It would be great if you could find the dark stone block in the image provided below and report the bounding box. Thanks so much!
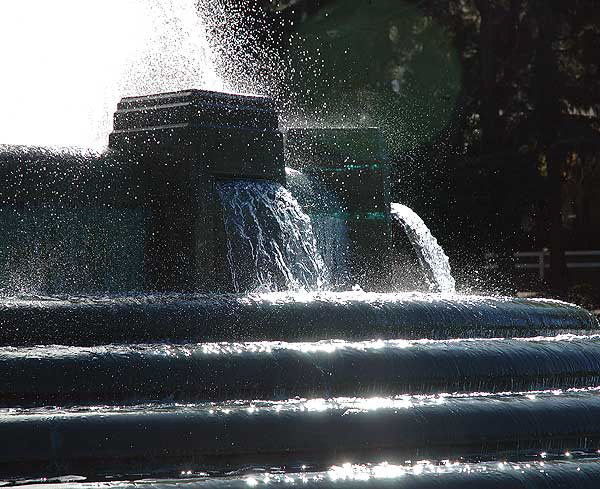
[109,89,285,182]
[285,128,392,289]
[107,89,287,293]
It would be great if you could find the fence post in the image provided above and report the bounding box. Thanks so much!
[539,250,546,282]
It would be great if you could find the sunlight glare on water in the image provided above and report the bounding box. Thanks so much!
[0,0,224,149]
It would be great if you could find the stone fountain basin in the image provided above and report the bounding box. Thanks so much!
[0,292,596,347]
[2,336,600,408]
[0,291,598,481]
[2,391,600,480]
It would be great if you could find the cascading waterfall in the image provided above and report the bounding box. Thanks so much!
[217,180,329,293]
[391,202,456,293]
[285,167,351,286]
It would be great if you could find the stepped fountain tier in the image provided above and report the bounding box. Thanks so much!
[0,293,596,346]
[5,390,600,478]
[1,89,600,486]
[1,292,598,481]
[0,90,284,294]
[2,315,600,408]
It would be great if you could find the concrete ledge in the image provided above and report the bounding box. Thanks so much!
[0,145,141,208]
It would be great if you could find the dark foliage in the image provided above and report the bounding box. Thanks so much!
[262,0,600,295]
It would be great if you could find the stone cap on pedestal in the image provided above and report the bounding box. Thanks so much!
[285,127,386,171]
[284,127,390,215]
[109,89,284,183]
[112,89,277,132]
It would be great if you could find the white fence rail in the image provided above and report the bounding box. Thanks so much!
[487,250,600,281]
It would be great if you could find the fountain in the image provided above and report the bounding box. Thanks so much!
[1,4,600,489]
[0,90,283,293]
[0,96,599,486]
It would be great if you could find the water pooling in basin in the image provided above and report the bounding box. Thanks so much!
[8,459,600,488]
[217,180,329,293]
[391,203,456,293]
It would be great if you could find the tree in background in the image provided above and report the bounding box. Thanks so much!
[259,0,600,297]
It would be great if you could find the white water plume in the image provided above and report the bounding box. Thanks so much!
[0,0,225,149]
[391,203,455,293]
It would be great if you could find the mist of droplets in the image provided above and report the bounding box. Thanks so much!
[0,1,286,149]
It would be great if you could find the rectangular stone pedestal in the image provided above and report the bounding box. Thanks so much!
[285,127,392,290]
[109,89,286,292]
